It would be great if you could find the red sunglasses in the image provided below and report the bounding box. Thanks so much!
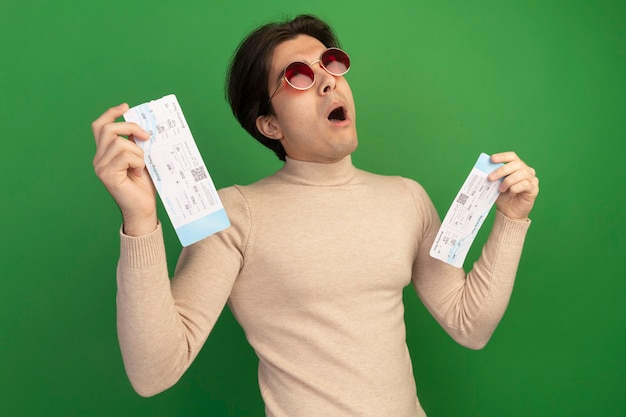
[269,47,351,100]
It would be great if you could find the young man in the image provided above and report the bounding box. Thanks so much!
[91,14,539,417]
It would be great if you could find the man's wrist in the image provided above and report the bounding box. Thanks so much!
[496,209,530,223]
[122,213,158,237]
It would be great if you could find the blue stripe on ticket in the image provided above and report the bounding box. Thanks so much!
[475,153,504,174]
[176,208,231,246]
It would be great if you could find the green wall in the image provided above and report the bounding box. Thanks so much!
[1,0,624,416]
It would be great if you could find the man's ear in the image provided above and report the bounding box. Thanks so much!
[256,115,283,140]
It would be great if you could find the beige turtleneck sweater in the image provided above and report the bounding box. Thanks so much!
[116,156,530,417]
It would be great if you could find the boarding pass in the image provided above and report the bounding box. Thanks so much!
[429,153,504,268]
[123,94,230,246]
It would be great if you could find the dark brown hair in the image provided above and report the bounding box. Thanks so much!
[226,15,340,161]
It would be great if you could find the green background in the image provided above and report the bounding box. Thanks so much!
[1,0,624,416]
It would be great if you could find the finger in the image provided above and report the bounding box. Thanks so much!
[488,159,527,182]
[498,169,539,195]
[95,150,147,188]
[91,103,129,138]
[93,135,145,178]
[98,121,150,148]
[92,105,151,148]
[502,179,539,199]
[490,151,519,164]
[94,133,144,165]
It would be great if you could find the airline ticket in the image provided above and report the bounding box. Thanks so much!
[429,153,504,267]
[123,94,230,246]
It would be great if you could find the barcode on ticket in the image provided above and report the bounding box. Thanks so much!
[456,193,469,205]
[191,167,208,182]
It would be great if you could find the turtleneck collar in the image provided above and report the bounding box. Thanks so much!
[275,155,356,186]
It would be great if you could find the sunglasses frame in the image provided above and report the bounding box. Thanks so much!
[268,47,350,101]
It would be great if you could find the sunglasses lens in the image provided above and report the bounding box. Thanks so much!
[322,48,350,76]
[284,62,315,90]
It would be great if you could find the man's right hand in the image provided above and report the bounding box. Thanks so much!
[92,103,158,236]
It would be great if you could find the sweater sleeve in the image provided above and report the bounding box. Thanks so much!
[408,180,531,349]
[116,186,250,396]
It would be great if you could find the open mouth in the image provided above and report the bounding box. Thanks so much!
[328,106,346,122]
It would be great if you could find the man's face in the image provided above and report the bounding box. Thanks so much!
[256,35,358,163]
